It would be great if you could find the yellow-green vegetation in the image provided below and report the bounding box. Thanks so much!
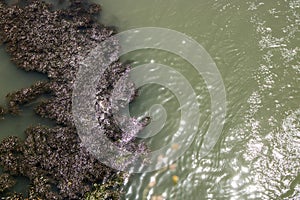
[85,175,127,200]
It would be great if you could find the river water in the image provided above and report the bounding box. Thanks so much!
[95,0,300,199]
[0,0,299,199]
[0,47,53,141]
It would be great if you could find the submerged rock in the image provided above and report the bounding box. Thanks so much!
[0,0,146,199]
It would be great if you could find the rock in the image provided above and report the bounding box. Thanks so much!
[0,173,16,193]
[0,136,23,175]
[1,193,23,200]
[6,81,51,114]
[0,0,147,199]
[85,173,127,200]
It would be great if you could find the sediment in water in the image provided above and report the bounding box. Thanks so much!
[0,106,5,117]
[0,0,146,199]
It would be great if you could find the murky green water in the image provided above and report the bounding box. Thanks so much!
[1,0,299,199]
[0,47,54,141]
[95,0,300,199]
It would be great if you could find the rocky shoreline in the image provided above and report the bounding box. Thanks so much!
[0,0,146,199]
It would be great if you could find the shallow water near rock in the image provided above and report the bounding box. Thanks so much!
[0,46,54,140]
[0,0,299,199]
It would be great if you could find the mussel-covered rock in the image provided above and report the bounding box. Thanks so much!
[24,126,116,199]
[6,81,51,114]
[0,0,147,198]
[0,173,16,193]
[0,136,24,175]
[85,174,126,200]
[0,126,118,199]
[1,192,23,200]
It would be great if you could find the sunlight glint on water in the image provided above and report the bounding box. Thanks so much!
[95,0,300,199]
[0,0,298,199]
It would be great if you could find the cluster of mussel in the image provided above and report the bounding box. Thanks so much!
[6,81,51,115]
[0,0,147,199]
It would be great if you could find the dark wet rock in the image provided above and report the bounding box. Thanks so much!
[0,0,147,199]
[0,173,16,193]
